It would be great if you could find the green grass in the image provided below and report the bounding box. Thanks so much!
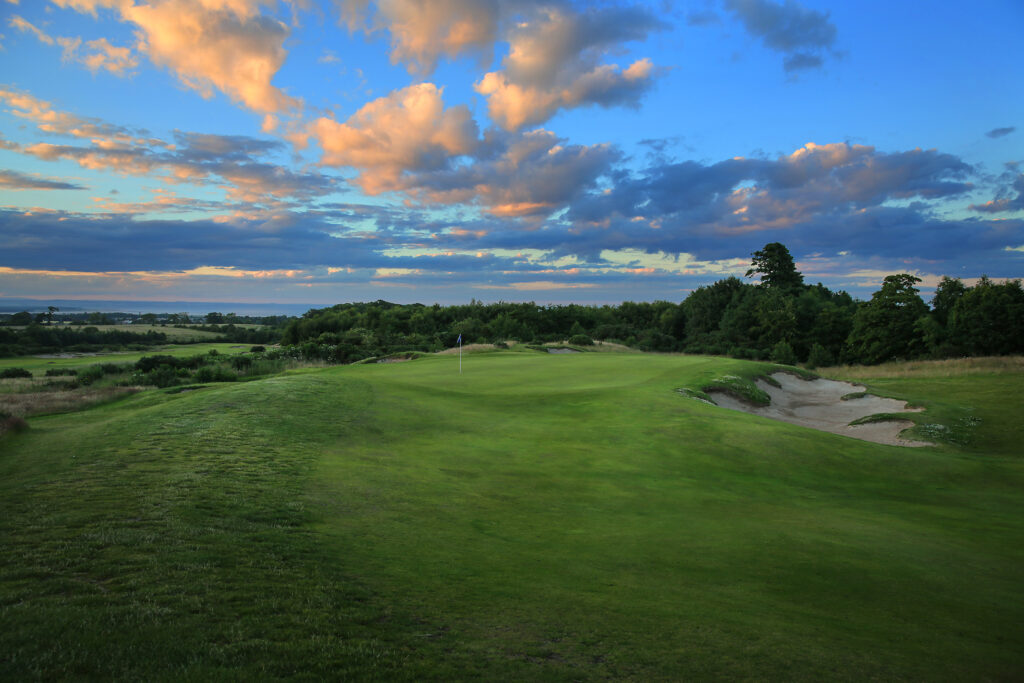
[2,352,1023,679]
[0,343,253,377]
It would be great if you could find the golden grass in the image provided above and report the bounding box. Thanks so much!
[0,385,142,418]
[818,356,1024,380]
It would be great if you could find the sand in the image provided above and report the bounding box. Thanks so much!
[708,372,931,447]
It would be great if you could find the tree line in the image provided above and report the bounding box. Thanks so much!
[282,243,1024,366]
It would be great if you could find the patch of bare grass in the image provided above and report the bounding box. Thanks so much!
[818,356,1024,380]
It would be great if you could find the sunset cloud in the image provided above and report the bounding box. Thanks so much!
[340,0,501,75]
[408,128,620,218]
[0,169,86,190]
[123,0,298,114]
[475,5,664,130]
[309,82,478,194]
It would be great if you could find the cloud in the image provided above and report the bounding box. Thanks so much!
[722,0,838,72]
[970,173,1024,213]
[686,10,721,26]
[407,128,620,218]
[0,169,86,190]
[475,5,665,131]
[8,14,54,45]
[0,88,337,205]
[0,87,161,149]
[9,13,138,76]
[52,0,298,114]
[557,142,984,263]
[123,0,298,114]
[339,0,502,75]
[75,37,140,76]
[986,126,1016,139]
[309,82,478,194]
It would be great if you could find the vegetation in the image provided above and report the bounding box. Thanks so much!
[277,243,1024,367]
[0,316,287,358]
[1,351,1022,679]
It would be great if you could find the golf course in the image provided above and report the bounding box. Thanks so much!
[2,350,1022,680]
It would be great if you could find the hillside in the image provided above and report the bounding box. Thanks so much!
[2,352,1023,679]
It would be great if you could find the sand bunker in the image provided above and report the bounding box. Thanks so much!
[708,372,930,447]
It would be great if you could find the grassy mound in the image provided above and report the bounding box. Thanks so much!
[2,353,1023,679]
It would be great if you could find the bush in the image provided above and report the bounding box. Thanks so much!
[230,355,253,370]
[147,365,180,388]
[1,367,33,379]
[806,343,835,369]
[77,365,106,386]
[194,366,237,383]
[770,340,797,365]
[45,368,78,376]
[250,345,266,353]
[569,334,594,346]
[1,414,29,435]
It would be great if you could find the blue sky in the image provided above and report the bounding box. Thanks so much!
[0,0,1021,306]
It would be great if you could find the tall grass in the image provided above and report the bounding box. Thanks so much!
[819,355,1024,379]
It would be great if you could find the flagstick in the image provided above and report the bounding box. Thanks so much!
[459,336,462,374]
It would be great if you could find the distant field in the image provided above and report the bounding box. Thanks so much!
[1,351,1022,679]
[0,342,254,376]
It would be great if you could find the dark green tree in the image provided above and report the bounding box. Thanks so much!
[948,277,1024,356]
[746,242,804,291]
[845,274,929,364]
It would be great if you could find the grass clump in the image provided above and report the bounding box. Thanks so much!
[702,374,772,405]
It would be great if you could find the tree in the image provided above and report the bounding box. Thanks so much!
[746,242,804,291]
[931,276,966,327]
[46,306,59,325]
[948,277,1024,356]
[845,274,929,364]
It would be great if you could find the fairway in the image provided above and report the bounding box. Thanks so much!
[2,351,1023,679]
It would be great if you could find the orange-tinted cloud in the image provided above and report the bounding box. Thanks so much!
[52,0,297,114]
[475,6,662,130]
[340,0,500,75]
[310,82,477,194]
[123,0,298,114]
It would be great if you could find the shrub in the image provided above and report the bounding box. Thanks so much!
[230,355,253,370]
[806,343,835,369]
[1,367,33,379]
[194,366,237,383]
[250,345,266,353]
[770,340,797,365]
[136,355,179,372]
[1,414,29,435]
[569,334,594,346]
[78,365,106,386]
[147,365,180,388]
[45,368,78,377]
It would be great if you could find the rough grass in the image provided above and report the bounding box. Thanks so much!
[0,385,142,418]
[2,352,1023,679]
[819,355,1024,379]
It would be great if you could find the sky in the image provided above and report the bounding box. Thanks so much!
[0,0,1022,307]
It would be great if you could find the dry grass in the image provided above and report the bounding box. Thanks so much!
[818,356,1024,380]
[0,385,143,418]
[436,343,502,355]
